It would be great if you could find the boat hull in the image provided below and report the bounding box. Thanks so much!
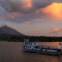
[23,47,61,55]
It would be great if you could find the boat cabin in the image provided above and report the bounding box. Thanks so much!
[23,39,39,50]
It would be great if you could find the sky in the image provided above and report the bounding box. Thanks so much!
[0,0,62,36]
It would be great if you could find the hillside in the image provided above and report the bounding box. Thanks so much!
[0,25,24,36]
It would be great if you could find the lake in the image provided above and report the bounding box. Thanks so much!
[0,42,62,62]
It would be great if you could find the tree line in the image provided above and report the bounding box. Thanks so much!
[27,36,62,42]
[0,35,62,42]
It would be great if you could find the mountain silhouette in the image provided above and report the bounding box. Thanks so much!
[0,25,24,36]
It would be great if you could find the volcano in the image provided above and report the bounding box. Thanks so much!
[0,25,24,36]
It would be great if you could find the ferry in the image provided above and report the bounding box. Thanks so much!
[23,39,62,55]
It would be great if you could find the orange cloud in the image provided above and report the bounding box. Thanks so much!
[42,2,62,19]
[23,0,32,8]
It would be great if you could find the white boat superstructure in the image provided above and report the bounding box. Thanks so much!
[23,39,39,50]
[23,39,62,55]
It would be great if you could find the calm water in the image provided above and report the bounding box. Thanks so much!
[0,42,62,62]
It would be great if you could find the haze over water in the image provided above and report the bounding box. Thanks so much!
[0,42,62,62]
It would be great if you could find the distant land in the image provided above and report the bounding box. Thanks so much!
[0,25,25,36]
[0,25,62,42]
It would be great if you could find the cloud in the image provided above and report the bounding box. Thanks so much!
[0,0,62,23]
[33,2,62,22]
[0,5,7,16]
[0,0,53,23]
[23,20,32,24]
[42,2,62,19]
[49,26,62,33]
[0,0,53,14]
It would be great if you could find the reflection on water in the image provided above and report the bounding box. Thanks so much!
[0,42,62,62]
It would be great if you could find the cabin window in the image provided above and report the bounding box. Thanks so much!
[35,46,39,48]
[29,46,31,48]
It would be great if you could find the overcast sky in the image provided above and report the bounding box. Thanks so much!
[0,0,62,36]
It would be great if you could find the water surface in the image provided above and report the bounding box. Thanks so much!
[0,42,62,62]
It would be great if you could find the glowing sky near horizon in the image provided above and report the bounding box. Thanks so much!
[0,0,62,36]
[42,2,62,19]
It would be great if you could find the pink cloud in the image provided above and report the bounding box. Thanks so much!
[23,20,32,24]
[49,26,62,33]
